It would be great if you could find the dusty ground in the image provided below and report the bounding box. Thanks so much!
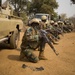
[0,32,75,75]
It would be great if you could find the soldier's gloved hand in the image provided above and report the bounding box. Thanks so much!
[55,51,59,56]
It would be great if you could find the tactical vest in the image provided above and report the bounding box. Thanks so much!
[21,27,40,50]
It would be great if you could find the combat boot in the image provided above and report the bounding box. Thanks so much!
[39,51,47,60]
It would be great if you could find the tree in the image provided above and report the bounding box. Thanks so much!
[60,13,67,20]
[8,0,29,24]
[8,0,59,20]
[9,0,58,16]
[40,4,53,14]
[9,0,29,13]
[29,0,58,15]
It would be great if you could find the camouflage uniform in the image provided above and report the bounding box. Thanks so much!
[40,17,58,44]
[40,17,59,55]
[20,18,46,63]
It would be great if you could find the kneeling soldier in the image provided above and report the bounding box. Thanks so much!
[20,18,47,63]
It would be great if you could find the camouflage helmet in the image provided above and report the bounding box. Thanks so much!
[58,21,62,24]
[29,18,39,25]
[54,22,58,25]
[50,20,54,24]
[41,15,47,20]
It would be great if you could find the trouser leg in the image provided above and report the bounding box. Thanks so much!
[39,40,47,60]
[23,49,39,63]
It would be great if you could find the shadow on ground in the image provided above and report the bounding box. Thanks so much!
[8,55,29,62]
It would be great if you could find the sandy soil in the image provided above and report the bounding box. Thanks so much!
[0,32,75,75]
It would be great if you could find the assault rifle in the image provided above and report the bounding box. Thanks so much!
[39,29,59,56]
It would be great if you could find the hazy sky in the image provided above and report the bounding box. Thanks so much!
[2,0,75,17]
[56,0,75,17]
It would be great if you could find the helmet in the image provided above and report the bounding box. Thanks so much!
[58,21,62,24]
[41,15,47,20]
[54,22,58,25]
[29,18,39,25]
[50,20,54,24]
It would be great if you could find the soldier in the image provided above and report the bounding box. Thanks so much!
[49,21,61,40]
[58,21,64,32]
[40,15,49,29]
[20,18,47,63]
[40,17,58,44]
[53,22,61,39]
[49,20,55,30]
[40,18,59,55]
